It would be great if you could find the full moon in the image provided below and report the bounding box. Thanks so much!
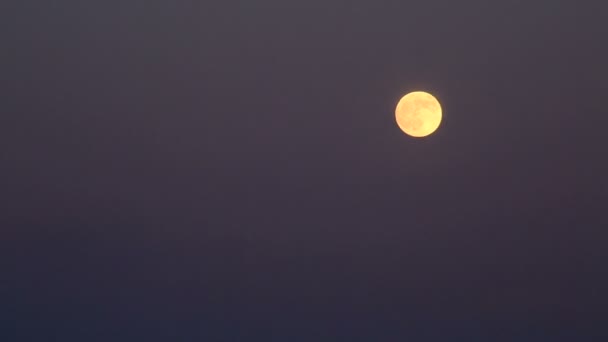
[395,91,442,137]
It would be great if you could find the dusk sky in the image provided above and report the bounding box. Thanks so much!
[2,1,608,340]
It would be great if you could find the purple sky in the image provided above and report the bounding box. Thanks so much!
[2,1,608,340]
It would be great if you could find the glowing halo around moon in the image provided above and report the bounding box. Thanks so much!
[395,91,442,138]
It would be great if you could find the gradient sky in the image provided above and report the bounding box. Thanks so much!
[2,1,608,341]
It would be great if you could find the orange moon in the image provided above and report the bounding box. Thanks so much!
[395,91,442,137]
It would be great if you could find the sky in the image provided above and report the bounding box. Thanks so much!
[2,1,608,340]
